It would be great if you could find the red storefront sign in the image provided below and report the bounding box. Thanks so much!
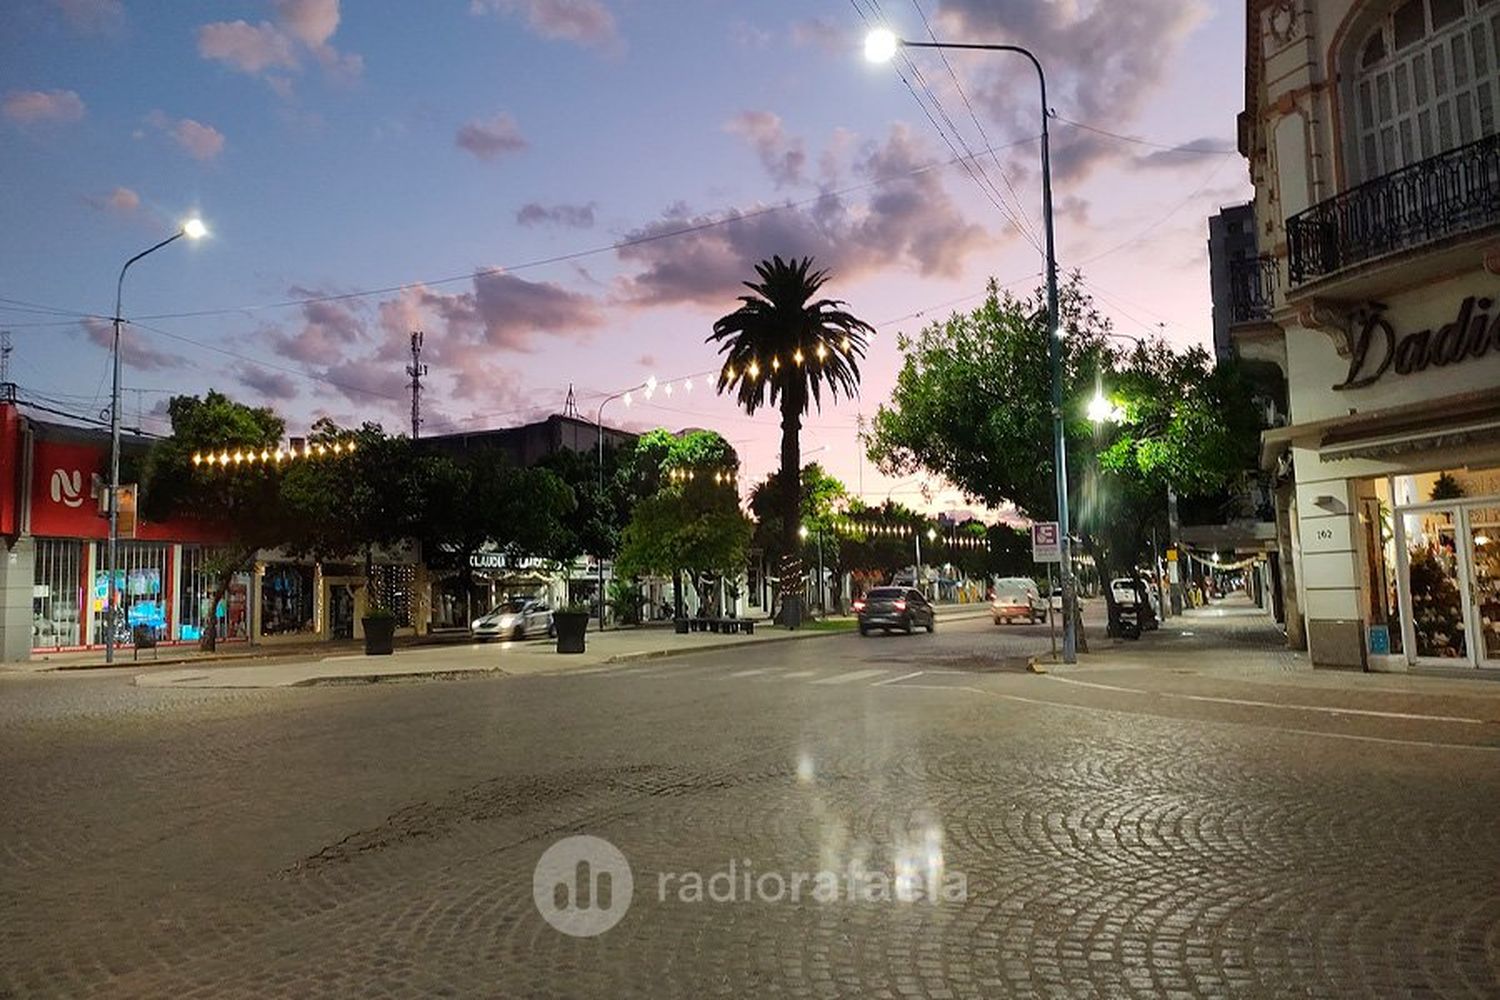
[28,438,226,542]
[29,439,108,538]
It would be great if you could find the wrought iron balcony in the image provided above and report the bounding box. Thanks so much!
[1228,254,1278,323]
[1287,133,1500,285]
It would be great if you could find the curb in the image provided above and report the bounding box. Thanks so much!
[602,626,855,665]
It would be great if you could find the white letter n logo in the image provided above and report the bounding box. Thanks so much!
[50,469,83,508]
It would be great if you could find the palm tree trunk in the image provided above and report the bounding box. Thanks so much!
[778,384,804,629]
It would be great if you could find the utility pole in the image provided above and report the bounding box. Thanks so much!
[0,331,12,401]
[406,331,427,439]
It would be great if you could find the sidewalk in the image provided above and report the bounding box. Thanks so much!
[1060,593,1500,713]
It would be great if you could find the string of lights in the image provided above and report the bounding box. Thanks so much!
[191,439,356,468]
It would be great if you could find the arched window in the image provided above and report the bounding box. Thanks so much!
[1349,0,1500,181]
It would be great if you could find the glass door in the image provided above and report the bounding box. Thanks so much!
[1401,506,1470,662]
[1467,504,1500,668]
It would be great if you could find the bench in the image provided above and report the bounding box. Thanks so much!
[132,625,159,661]
[681,617,756,635]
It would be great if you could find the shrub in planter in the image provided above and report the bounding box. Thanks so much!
[553,603,590,654]
[362,607,397,656]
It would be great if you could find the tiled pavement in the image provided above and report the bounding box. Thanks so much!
[2,610,1499,997]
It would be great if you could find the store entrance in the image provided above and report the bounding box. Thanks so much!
[329,585,355,640]
[1397,499,1500,668]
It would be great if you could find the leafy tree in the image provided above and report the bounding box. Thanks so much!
[749,462,849,614]
[868,274,1260,631]
[414,450,579,599]
[616,429,752,614]
[139,391,288,651]
[279,421,421,593]
[708,255,873,627]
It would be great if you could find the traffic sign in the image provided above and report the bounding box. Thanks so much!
[1031,521,1060,563]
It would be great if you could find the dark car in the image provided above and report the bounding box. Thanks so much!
[853,587,935,636]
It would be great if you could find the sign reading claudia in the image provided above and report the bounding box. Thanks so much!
[1336,296,1500,390]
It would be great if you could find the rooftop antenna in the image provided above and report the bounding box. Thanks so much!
[406,330,427,438]
[562,384,580,419]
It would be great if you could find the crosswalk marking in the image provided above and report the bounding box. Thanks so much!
[811,669,890,686]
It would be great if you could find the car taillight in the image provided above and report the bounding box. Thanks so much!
[894,600,907,610]
[852,600,866,611]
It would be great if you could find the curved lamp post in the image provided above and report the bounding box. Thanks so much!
[867,29,1076,661]
[105,218,206,663]
[595,383,645,631]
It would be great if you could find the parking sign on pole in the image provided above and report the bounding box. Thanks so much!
[1031,522,1061,563]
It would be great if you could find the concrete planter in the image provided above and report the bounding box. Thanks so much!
[553,611,589,654]
[362,616,396,656]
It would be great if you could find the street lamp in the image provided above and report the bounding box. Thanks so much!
[866,30,1076,662]
[105,217,206,663]
[596,382,646,632]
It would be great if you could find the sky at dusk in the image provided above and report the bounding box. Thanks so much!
[1,0,1251,518]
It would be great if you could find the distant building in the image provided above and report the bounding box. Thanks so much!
[1207,201,1260,361]
[421,413,636,466]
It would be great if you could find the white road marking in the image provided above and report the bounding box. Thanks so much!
[780,670,819,678]
[872,671,926,687]
[729,669,769,678]
[1043,674,1486,724]
[811,669,890,685]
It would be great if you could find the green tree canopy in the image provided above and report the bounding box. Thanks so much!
[139,391,288,650]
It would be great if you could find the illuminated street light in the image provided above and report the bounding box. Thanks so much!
[863,28,1075,661]
[105,216,209,664]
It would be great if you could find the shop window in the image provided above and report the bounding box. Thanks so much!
[177,547,249,642]
[32,539,83,650]
[90,542,169,647]
[371,564,415,628]
[261,564,315,636]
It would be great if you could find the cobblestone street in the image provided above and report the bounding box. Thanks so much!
[4,609,1500,997]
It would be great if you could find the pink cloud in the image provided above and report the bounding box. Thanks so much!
[615,124,991,306]
[470,0,618,48]
[725,111,806,188]
[147,112,225,160]
[84,185,141,216]
[455,114,527,160]
[3,89,85,125]
[81,318,184,372]
[265,296,367,364]
[51,0,124,34]
[197,1,360,91]
[238,367,301,401]
[273,0,340,46]
[197,20,298,74]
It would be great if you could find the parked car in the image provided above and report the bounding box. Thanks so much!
[471,599,555,641]
[1109,577,1161,630]
[854,587,935,636]
[991,577,1046,624]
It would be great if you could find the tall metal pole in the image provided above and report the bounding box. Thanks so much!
[595,384,644,633]
[892,39,1075,662]
[106,230,184,664]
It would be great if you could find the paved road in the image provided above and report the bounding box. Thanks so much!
[3,614,1499,997]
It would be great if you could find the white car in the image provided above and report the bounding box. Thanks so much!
[471,599,554,641]
[991,577,1046,624]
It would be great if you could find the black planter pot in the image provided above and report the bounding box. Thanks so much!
[553,611,589,653]
[674,617,690,634]
[362,616,396,656]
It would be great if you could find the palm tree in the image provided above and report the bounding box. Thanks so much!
[708,256,873,627]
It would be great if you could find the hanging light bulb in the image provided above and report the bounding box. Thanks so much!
[664,382,674,397]
[684,378,694,392]
[772,357,781,371]
[841,336,851,351]
[816,344,828,361]
[748,361,760,379]
[624,391,633,406]
[793,349,804,365]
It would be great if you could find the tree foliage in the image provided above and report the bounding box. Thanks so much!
[708,255,873,627]
[139,391,288,650]
[867,274,1263,600]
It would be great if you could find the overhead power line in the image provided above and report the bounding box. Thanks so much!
[1052,115,1239,156]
